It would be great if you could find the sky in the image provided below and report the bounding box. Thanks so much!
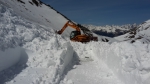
[41,0,150,26]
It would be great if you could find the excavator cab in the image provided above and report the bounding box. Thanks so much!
[70,31,81,39]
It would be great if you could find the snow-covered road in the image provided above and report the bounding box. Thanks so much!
[69,41,150,84]
[64,61,123,84]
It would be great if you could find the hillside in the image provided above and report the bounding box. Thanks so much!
[115,20,150,43]
[0,0,71,36]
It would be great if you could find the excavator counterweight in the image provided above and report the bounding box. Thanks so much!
[57,21,98,42]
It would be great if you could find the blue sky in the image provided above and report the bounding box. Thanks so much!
[41,0,150,26]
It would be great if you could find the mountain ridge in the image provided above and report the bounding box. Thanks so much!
[115,19,150,43]
[84,23,138,37]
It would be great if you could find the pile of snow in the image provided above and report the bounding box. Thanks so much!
[23,37,74,84]
[0,3,74,84]
[0,4,24,73]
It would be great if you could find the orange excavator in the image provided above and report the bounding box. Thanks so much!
[57,21,98,42]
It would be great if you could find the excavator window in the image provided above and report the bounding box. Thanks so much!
[70,31,81,39]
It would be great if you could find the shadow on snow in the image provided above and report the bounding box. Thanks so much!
[0,48,28,84]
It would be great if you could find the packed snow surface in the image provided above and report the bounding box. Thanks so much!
[0,0,150,84]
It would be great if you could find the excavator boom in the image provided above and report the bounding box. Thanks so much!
[57,21,80,34]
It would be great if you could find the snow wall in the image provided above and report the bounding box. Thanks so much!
[54,42,74,83]
[87,41,150,84]
[0,3,74,82]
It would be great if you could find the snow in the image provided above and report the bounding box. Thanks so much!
[0,0,71,36]
[0,3,74,84]
[89,41,150,84]
[0,0,150,84]
[68,41,150,84]
[63,61,122,84]
[115,19,150,43]
[62,42,124,84]
[84,24,137,33]
[0,47,21,72]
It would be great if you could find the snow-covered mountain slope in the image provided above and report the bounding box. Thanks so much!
[0,0,73,36]
[115,20,150,43]
[0,0,150,84]
[84,24,137,37]
[0,0,118,43]
[1,0,69,27]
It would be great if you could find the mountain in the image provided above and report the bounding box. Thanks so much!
[84,24,137,37]
[0,0,72,36]
[0,0,118,43]
[0,0,150,84]
[115,20,150,43]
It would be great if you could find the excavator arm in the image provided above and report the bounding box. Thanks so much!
[57,21,81,34]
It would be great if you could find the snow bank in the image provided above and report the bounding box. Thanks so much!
[59,43,74,75]
[0,3,74,84]
[24,36,74,84]
[0,47,21,72]
[54,42,74,83]
[86,41,150,84]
